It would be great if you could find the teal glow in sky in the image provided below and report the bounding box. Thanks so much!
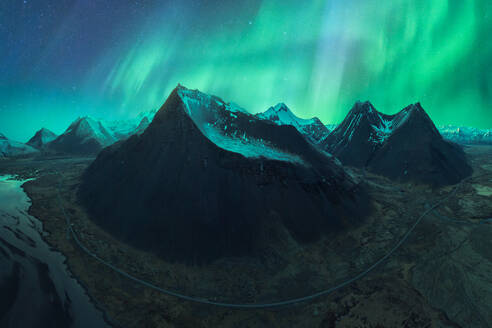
[1,0,492,141]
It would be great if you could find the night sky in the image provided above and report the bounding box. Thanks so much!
[1,0,491,141]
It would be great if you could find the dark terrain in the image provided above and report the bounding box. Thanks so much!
[0,145,490,327]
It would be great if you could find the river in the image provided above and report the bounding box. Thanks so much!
[0,175,111,327]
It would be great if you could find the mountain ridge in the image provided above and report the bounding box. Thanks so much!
[323,101,472,186]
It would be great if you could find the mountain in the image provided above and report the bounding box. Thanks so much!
[323,101,472,186]
[256,103,330,144]
[26,128,57,149]
[104,109,157,140]
[0,133,39,158]
[325,124,338,132]
[47,117,117,155]
[78,85,371,263]
[438,125,492,145]
[135,116,150,135]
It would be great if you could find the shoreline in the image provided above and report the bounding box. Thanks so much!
[21,179,120,328]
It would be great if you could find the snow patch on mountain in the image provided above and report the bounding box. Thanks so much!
[202,124,305,165]
[178,87,305,165]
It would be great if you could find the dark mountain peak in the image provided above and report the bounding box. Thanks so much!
[328,101,382,143]
[47,116,116,155]
[272,102,290,112]
[349,101,377,116]
[27,128,57,149]
[35,127,56,136]
[391,102,441,138]
[324,101,471,186]
[311,117,324,125]
[0,133,7,140]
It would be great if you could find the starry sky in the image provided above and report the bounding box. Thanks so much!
[1,0,491,141]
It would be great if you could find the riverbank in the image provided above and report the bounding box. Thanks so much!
[0,174,110,328]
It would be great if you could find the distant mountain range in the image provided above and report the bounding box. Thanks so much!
[438,125,492,145]
[79,85,371,262]
[0,133,39,158]
[1,89,488,169]
[102,110,156,140]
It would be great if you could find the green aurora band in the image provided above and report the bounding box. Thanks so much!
[87,0,491,128]
[3,0,492,141]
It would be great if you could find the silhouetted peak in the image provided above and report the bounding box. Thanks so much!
[350,101,377,115]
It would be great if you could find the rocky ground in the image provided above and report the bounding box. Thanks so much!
[0,146,491,327]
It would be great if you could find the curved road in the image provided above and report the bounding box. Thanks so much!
[54,171,487,309]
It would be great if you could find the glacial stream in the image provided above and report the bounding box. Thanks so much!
[0,175,110,328]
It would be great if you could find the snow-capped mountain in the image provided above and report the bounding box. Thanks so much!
[438,125,492,145]
[103,109,157,140]
[48,117,117,155]
[79,85,370,262]
[0,133,39,157]
[26,128,57,149]
[256,103,330,145]
[323,101,472,186]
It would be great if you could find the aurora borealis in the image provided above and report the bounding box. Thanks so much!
[1,0,491,141]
